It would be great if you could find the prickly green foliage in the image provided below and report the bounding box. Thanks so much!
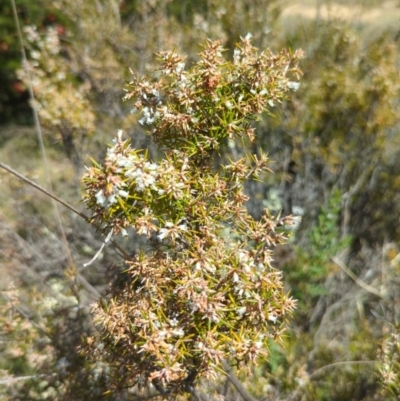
[82,38,303,395]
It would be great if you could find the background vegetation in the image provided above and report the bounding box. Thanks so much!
[0,0,399,400]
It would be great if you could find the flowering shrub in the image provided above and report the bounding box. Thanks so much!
[82,37,303,395]
[18,25,95,167]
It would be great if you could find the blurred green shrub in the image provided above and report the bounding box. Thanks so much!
[285,189,352,314]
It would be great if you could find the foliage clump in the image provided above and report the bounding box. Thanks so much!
[379,323,400,398]
[82,37,303,395]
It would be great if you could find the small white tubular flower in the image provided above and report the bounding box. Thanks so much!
[175,62,185,74]
[118,189,129,198]
[145,162,159,171]
[124,159,159,192]
[268,313,278,324]
[116,155,133,168]
[158,222,174,240]
[107,193,117,205]
[157,227,169,241]
[245,32,253,40]
[157,221,187,241]
[95,189,106,206]
[139,106,158,125]
[233,48,241,64]
[178,221,188,231]
[236,306,247,316]
[287,81,301,91]
[172,328,185,337]
[106,146,118,162]
[256,263,265,271]
[30,50,41,60]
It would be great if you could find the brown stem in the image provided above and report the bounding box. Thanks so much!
[0,162,88,221]
[222,361,258,401]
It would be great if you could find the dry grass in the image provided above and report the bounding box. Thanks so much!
[280,1,400,38]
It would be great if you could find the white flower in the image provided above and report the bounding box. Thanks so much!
[268,313,278,324]
[118,189,129,198]
[157,221,186,241]
[175,62,185,74]
[225,101,233,109]
[56,72,66,81]
[145,162,159,171]
[107,193,117,205]
[116,155,134,168]
[228,139,236,149]
[95,187,120,207]
[125,162,159,192]
[172,328,185,337]
[95,189,106,206]
[233,48,241,64]
[138,106,159,125]
[178,221,188,231]
[236,306,246,316]
[287,81,301,91]
[158,227,170,241]
[245,32,253,40]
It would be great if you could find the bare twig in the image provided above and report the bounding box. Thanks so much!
[0,373,58,385]
[308,360,377,380]
[222,361,258,401]
[185,385,219,401]
[0,162,130,269]
[0,162,88,221]
[332,256,384,298]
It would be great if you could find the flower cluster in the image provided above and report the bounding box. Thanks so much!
[82,38,303,395]
[124,37,303,159]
